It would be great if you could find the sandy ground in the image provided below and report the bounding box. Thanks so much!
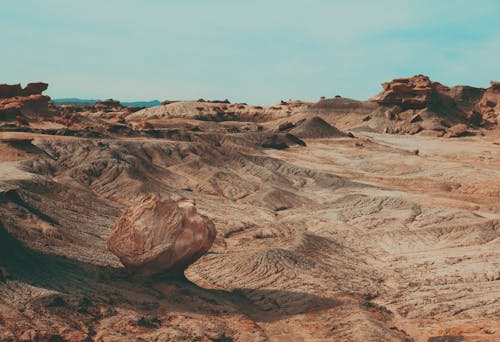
[0,127,499,341]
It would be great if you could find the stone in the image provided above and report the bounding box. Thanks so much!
[285,133,306,146]
[467,111,482,126]
[261,134,289,149]
[407,124,423,135]
[278,121,295,131]
[409,114,422,123]
[107,194,216,277]
[446,124,472,138]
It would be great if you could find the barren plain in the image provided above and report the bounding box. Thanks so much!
[0,76,499,341]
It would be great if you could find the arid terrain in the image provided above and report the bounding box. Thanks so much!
[0,76,499,341]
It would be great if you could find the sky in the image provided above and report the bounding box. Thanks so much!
[1,0,499,104]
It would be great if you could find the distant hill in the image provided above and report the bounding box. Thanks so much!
[52,98,96,105]
[52,98,161,107]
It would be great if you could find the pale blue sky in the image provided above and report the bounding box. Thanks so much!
[1,0,499,104]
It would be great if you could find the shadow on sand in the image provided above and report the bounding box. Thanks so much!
[0,224,339,323]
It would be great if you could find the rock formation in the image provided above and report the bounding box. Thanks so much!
[0,84,23,98]
[476,81,500,124]
[94,99,123,109]
[0,82,50,120]
[371,75,433,109]
[22,82,49,96]
[107,194,216,277]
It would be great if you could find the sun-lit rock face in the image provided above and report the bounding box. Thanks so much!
[370,75,433,109]
[107,194,216,277]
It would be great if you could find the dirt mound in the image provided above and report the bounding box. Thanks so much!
[289,116,347,139]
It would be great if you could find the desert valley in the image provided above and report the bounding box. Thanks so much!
[0,75,499,341]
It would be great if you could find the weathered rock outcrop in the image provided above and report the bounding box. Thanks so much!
[490,81,500,90]
[107,194,216,277]
[0,82,50,120]
[476,81,500,124]
[371,75,433,109]
[366,75,500,133]
[23,82,49,96]
[0,82,48,98]
[94,99,122,109]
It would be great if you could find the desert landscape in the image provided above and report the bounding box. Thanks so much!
[0,75,499,341]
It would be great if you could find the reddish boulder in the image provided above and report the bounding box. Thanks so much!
[107,194,216,277]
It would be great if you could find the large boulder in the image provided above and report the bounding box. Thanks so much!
[107,194,216,277]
